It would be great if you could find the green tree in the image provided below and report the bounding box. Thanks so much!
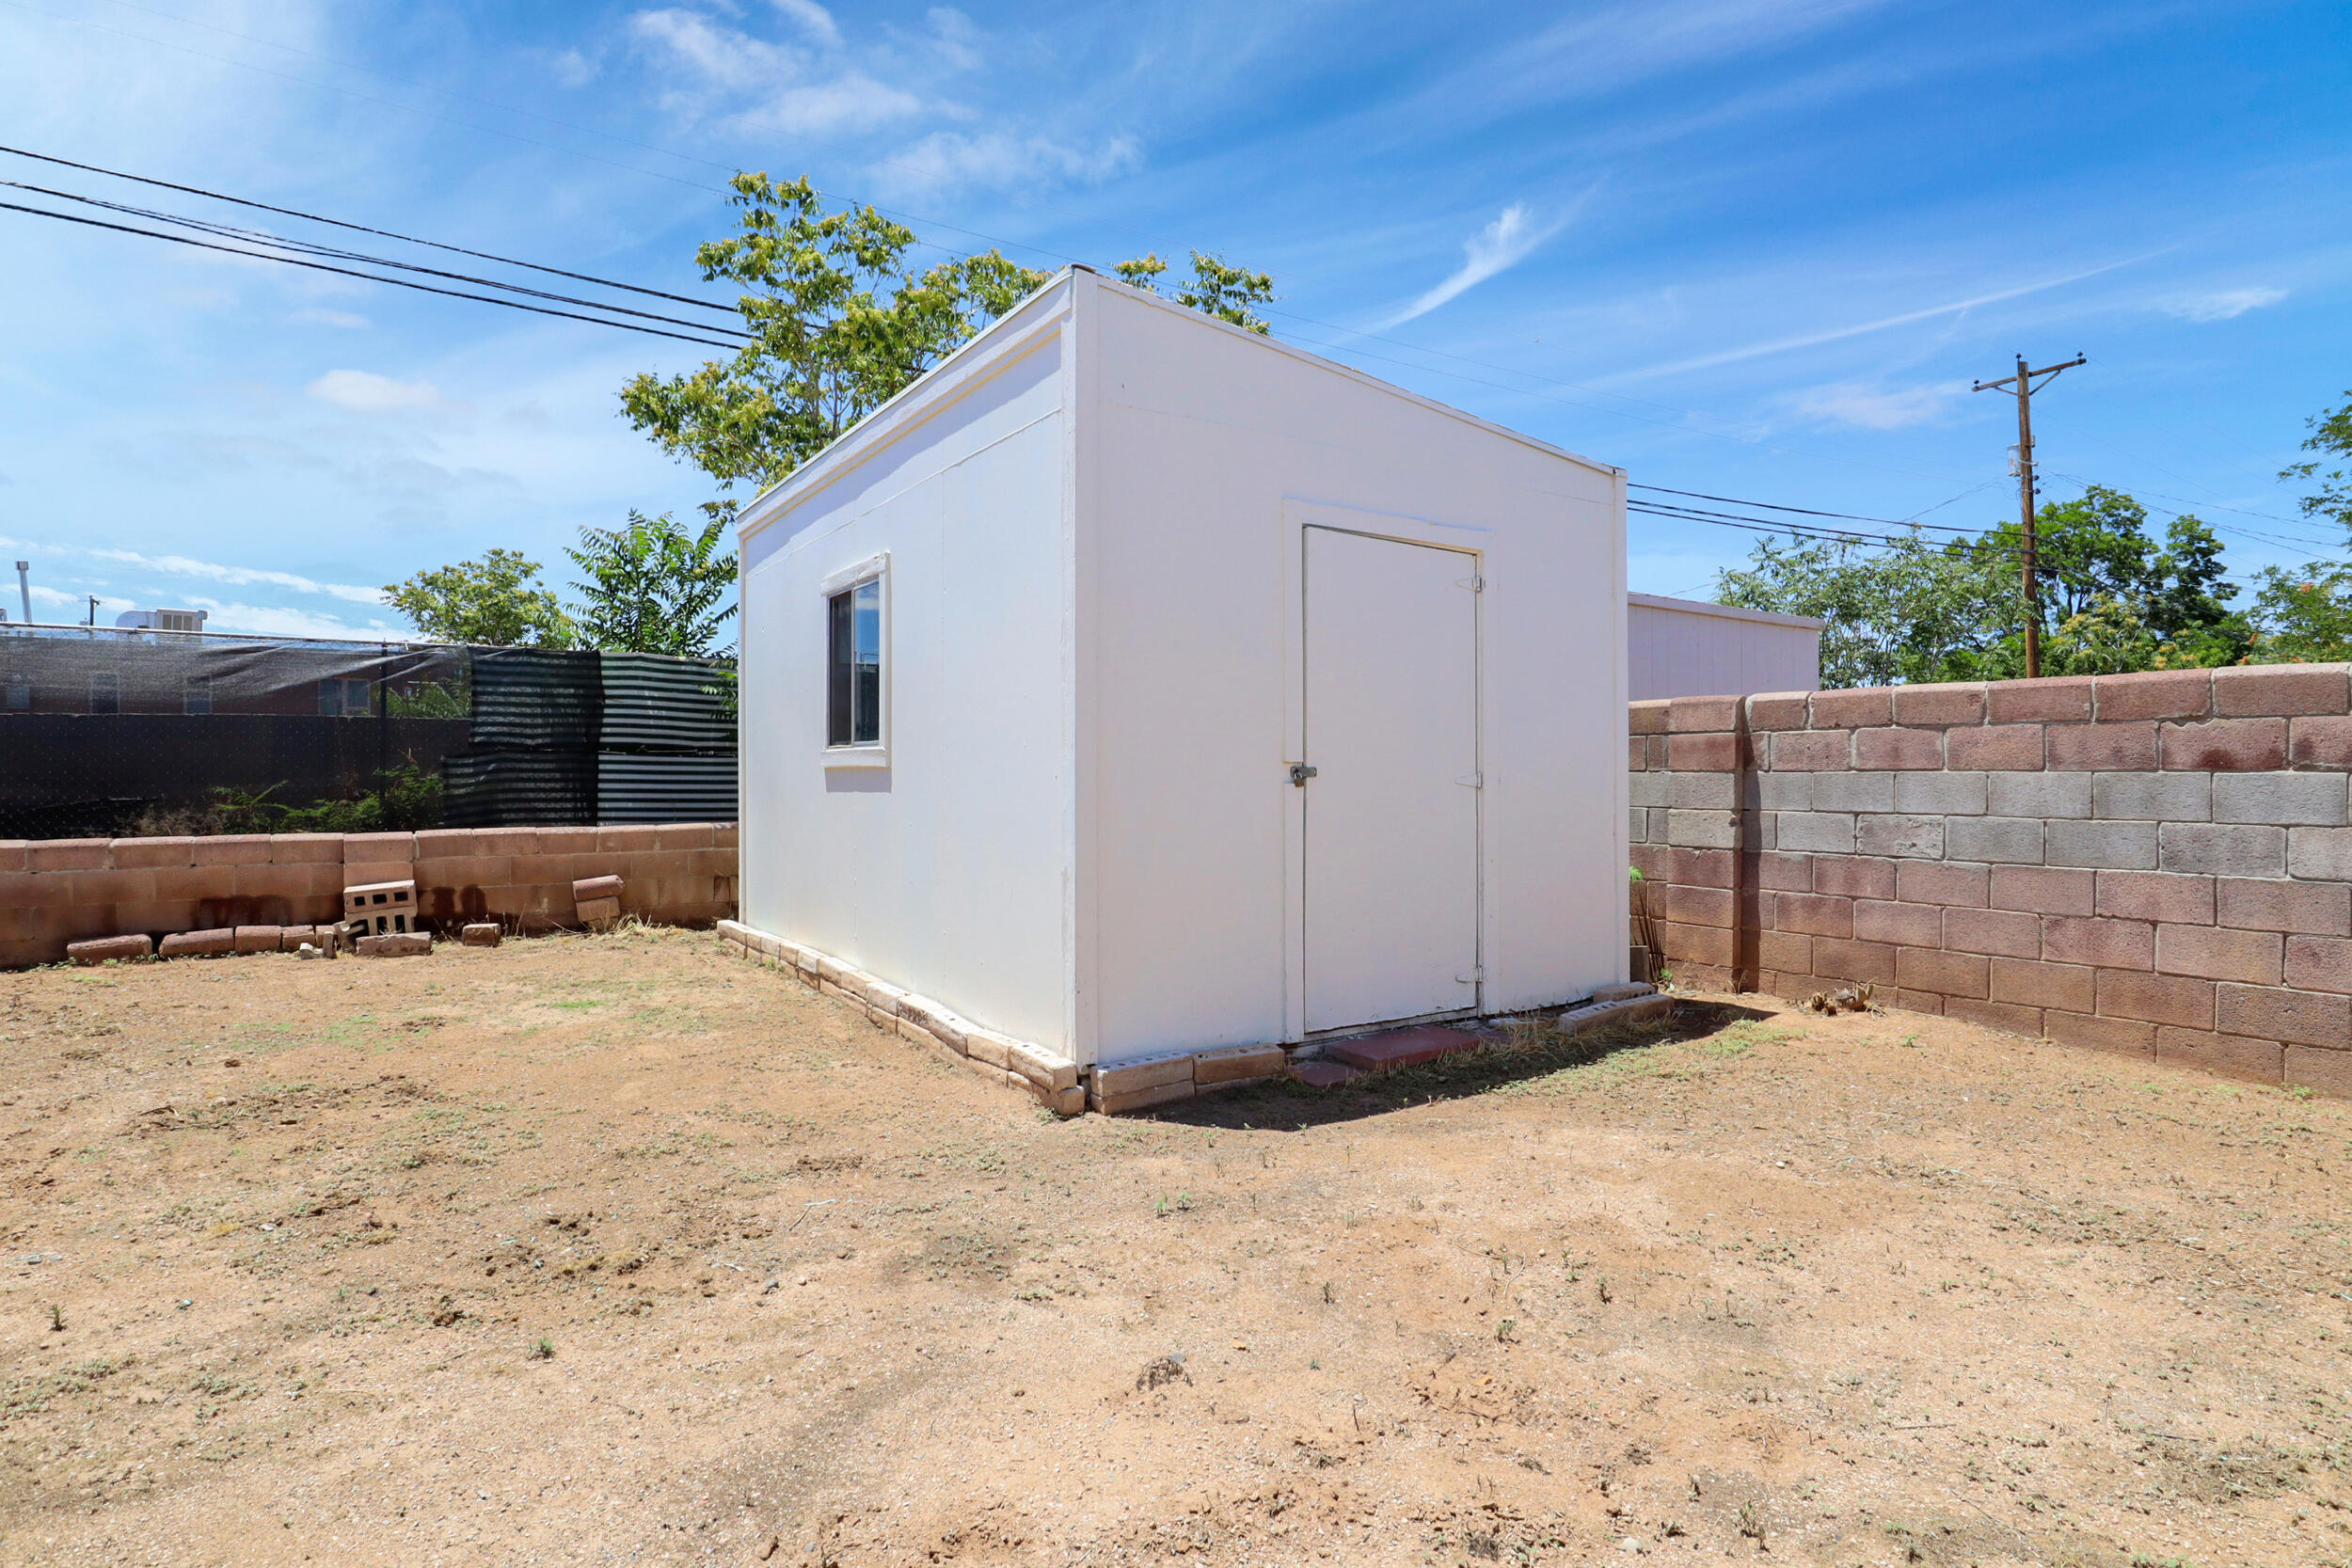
[1715,530,2013,689]
[621,172,1050,493]
[1112,250,1278,334]
[382,549,576,647]
[2250,565,2352,663]
[2280,390,2352,537]
[566,507,739,657]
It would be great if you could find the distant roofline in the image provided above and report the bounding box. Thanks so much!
[1628,592,1823,631]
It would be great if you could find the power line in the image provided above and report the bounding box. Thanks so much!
[0,200,745,349]
[4,180,755,341]
[0,144,740,313]
[1629,483,1983,533]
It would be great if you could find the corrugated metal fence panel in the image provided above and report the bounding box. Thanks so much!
[469,648,601,751]
[596,752,738,825]
[441,750,597,829]
[596,651,734,753]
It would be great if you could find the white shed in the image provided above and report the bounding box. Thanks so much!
[1628,593,1821,702]
[730,266,1630,1102]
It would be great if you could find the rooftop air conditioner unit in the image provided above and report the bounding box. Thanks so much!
[115,609,209,633]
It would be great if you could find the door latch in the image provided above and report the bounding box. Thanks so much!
[1289,763,1318,786]
[1455,966,1485,984]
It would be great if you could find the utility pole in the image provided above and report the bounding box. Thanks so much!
[1973,353,2086,678]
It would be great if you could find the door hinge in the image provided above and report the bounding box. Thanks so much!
[1289,762,1318,786]
[1456,575,1484,593]
[1455,966,1485,984]
[1454,771,1484,788]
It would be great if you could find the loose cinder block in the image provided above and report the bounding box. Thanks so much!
[2045,819,2160,871]
[1009,1041,1083,1093]
[1093,1080,1195,1116]
[1561,994,1674,1034]
[357,932,433,958]
[233,925,283,954]
[461,924,502,947]
[159,928,236,958]
[576,895,622,928]
[1092,1051,1197,1098]
[2158,821,2285,879]
[1592,982,1657,1003]
[2213,771,2349,827]
[1050,1085,1087,1117]
[572,874,625,903]
[1191,1044,1283,1086]
[1947,816,2045,865]
[68,934,151,965]
[1986,771,2090,819]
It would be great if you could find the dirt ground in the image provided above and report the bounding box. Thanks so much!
[4,928,2350,1567]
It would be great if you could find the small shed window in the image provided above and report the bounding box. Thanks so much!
[827,578,882,748]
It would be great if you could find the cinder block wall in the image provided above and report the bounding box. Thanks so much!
[0,824,738,968]
[1629,666,2352,1094]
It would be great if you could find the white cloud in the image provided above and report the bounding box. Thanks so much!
[2160,287,2286,323]
[630,7,925,133]
[305,370,449,415]
[1787,381,1957,431]
[1614,256,2145,383]
[548,48,600,88]
[771,0,843,49]
[1375,204,1564,330]
[170,596,405,641]
[878,130,1139,196]
[0,533,386,606]
[292,307,370,330]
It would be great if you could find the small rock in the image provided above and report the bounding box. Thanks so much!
[222,1057,241,1068]
[460,924,502,948]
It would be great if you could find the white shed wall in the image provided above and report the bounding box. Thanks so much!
[737,303,1076,1053]
[1627,593,1820,702]
[1081,279,1629,1062]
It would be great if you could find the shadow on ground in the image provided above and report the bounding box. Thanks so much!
[1149,999,1778,1132]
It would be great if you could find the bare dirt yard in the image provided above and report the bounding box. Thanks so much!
[4,927,2351,1567]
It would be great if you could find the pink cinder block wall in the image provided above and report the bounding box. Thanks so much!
[1629,666,2352,1096]
[0,824,738,967]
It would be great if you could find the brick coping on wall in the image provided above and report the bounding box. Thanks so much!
[1629,664,2352,1096]
[0,825,738,969]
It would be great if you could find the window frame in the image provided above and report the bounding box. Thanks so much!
[819,553,889,768]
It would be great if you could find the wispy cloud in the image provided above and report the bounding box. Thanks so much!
[1374,204,1565,330]
[875,129,1139,197]
[630,7,926,134]
[0,534,387,606]
[1786,380,1961,430]
[2159,286,2286,323]
[306,369,450,416]
[1613,257,2146,383]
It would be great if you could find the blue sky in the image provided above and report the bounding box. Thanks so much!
[0,0,2344,638]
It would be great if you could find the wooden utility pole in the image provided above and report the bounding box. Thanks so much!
[1973,353,2086,678]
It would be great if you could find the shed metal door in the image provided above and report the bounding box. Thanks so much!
[1302,526,1481,1032]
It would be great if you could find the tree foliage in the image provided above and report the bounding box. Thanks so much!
[1718,486,2253,685]
[566,507,739,657]
[1111,250,1278,334]
[620,173,1049,493]
[382,549,576,648]
[2280,390,2352,538]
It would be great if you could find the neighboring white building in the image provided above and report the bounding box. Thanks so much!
[732,266,1629,1073]
[1628,593,1821,702]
